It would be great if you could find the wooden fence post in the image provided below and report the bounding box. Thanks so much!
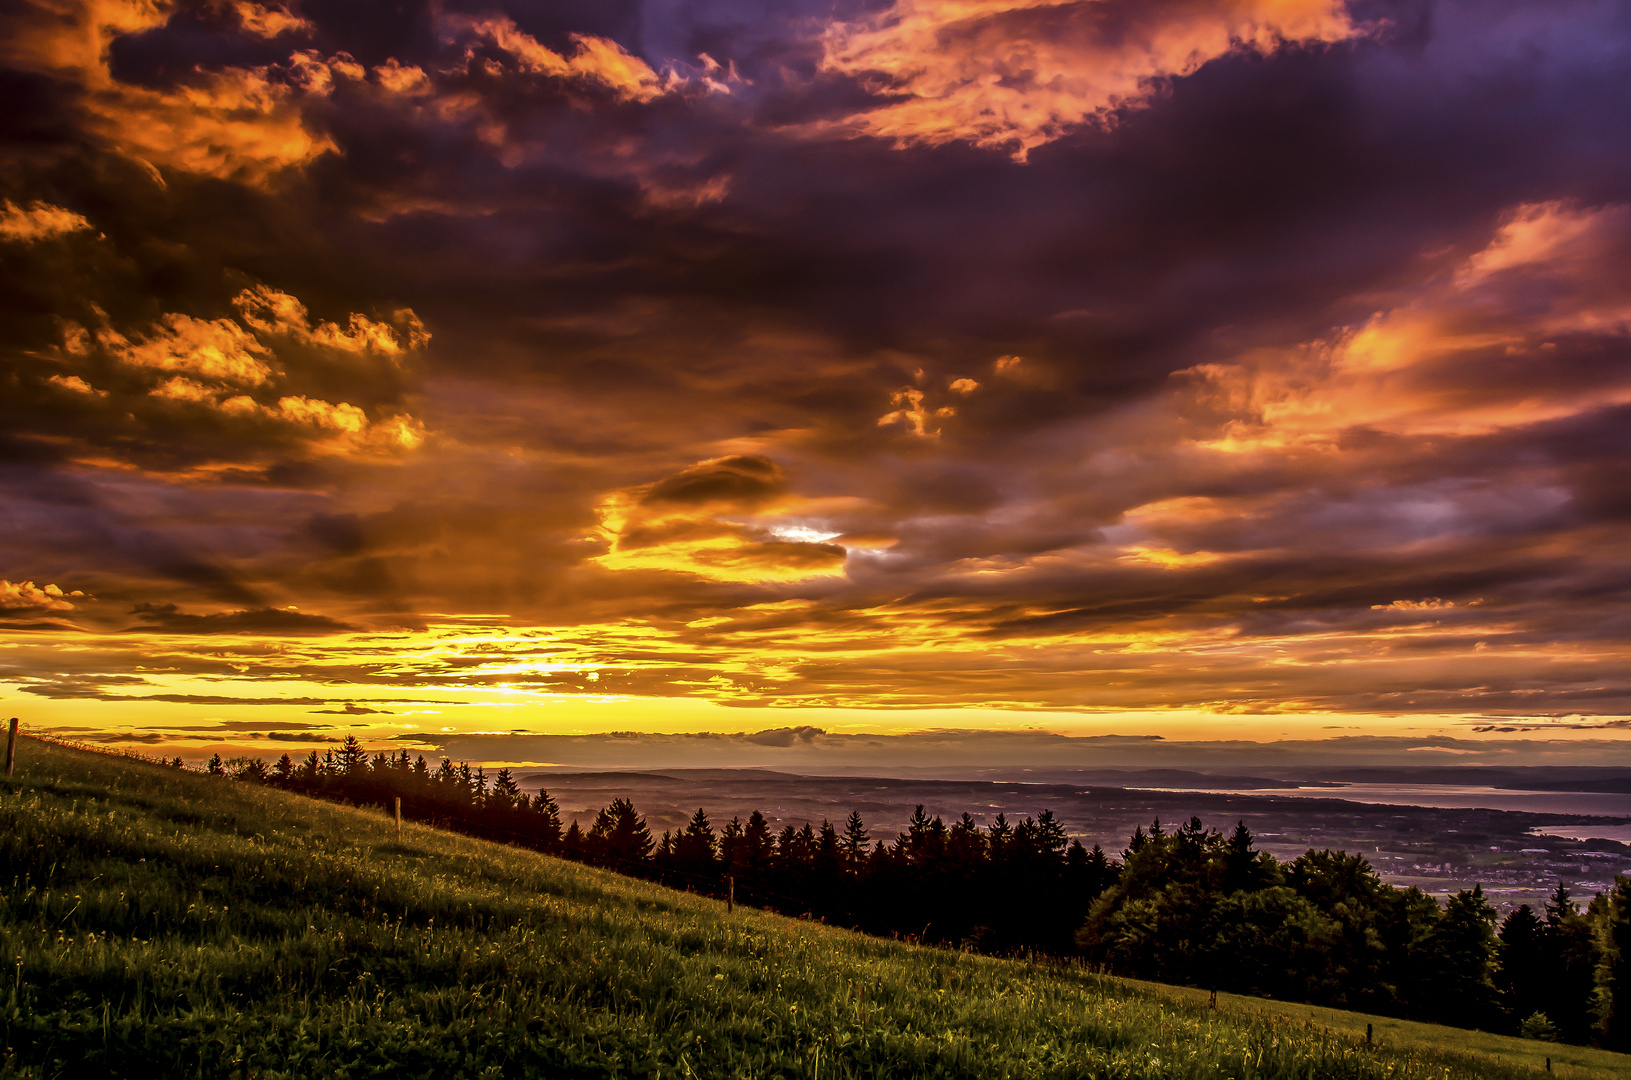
[394,796,402,840]
[4,717,17,779]
[1365,1023,1372,1045]
[727,874,734,913]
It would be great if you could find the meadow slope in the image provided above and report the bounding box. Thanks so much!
[1,737,1619,1080]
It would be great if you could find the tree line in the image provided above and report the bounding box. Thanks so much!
[204,740,1631,1049]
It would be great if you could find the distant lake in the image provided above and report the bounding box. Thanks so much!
[1124,782,1631,821]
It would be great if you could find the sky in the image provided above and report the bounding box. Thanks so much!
[4,0,1631,770]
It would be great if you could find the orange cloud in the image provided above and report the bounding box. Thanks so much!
[0,200,92,242]
[0,581,84,612]
[231,1,309,39]
[1182,199,1631,451]
[109,312,275,386]
[56,285,429,461]
[821,0,1358,158]
[878,386,955,436]
[445,16,666,102]
[47,374,105,396]
[233,285,428,357]
[594,456,848,582]
[1457,200,1611,283]
[4,0,338,186]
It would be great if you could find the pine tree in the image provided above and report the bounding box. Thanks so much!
[988,813,1013,862]
[744,809,773,870]
[594,797,653,865]
[1034,809,1068,866]
[338,735,366,777]
[531,789,563,849]
[1496,904,1548,1028]
[1543,883,1599,1043]
[903,805,932,863]
[720,816,745,872]
[676,807,717,869]
[562,819,585,859]
[1421,885,1501,1029]
[1599,877,1631,1049]
[1223,821,1263,892]
[948,813,987,871]
[491,768,521,811]
[1084,843,1119,897]
[841,810,869,869]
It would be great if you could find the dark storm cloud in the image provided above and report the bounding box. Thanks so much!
[3,0,1631,726]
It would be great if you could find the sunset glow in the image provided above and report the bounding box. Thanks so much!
[5,0,1631,769]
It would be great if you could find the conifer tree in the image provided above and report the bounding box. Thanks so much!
[1034,809,1068,865]
[1496,904,1548,1028]
[595,797,653,865]
[338,735,366,777]
[744,810,773,870]
[562,819,585,859]
[988,812,1013,859]
[1084,843,1119,897]
[817,819,841,868]
[841,810,869,869]
[1420,885,1500,1030]
[531,789,563,849]
[1223,821,1264,892]
[1543,883,1599,1043]
[720,816,745,872]
[1599,878,1631,1049]
[903,805,932,863]
[676,807,717,870]
[491,768,521,811]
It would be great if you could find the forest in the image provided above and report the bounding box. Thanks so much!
[216,739,1631,1049]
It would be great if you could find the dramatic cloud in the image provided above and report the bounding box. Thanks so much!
[0,581,84,612]
[3,0,1631,762]
[443,15,668,104]
[0,200,93,242]
[594,456,849,581]
[820,0,1359,157]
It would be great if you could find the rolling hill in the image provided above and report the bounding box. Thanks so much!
[2,736,1623,1079]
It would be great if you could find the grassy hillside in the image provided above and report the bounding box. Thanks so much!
[0,737,1618,1080]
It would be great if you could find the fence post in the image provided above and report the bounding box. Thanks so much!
[727,874,734,913]
[1365,1023,1372,1045]
[4,717,16,779]
[394,796,402,840]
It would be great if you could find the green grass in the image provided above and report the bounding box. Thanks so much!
[0,736,1618,1080]
[1127,982,1627,1080]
